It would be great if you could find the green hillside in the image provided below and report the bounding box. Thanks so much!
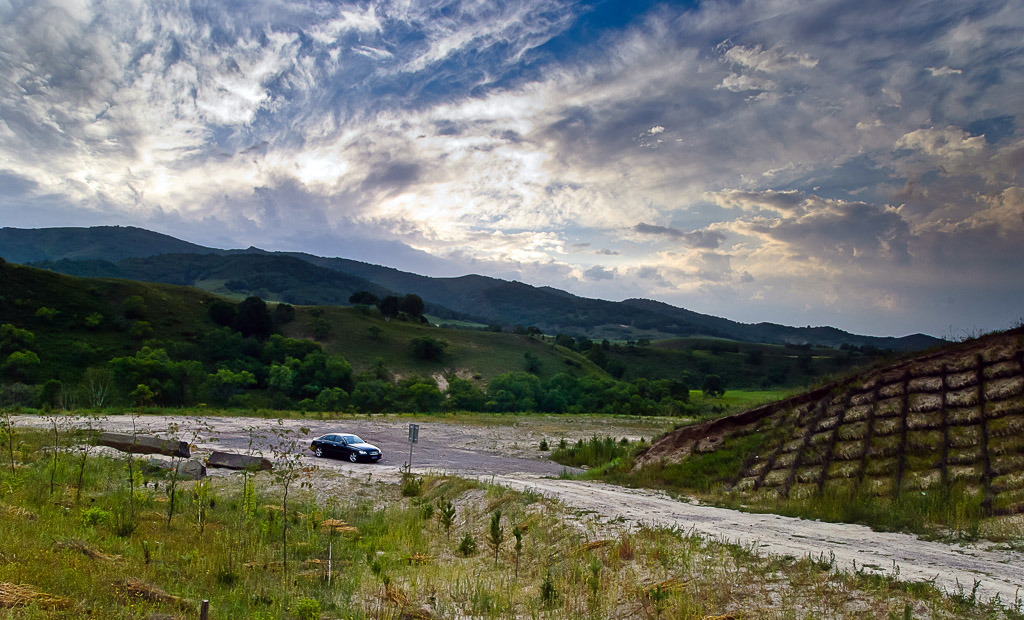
[624,328,1024,536]
[2,226,941,350]
[0,260,635,413]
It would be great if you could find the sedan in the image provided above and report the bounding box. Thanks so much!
[310,433,383,463]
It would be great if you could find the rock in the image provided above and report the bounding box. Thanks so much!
[98,433,189,458]
[145,457,207,480]
[177,459,207,479]
[206,451,272,471]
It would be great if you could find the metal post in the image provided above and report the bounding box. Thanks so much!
[200,599,209,620]
[408,423,419,469]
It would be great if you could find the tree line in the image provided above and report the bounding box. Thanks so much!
[1,293,714,415]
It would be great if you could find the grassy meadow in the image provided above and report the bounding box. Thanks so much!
[1,426,1019,619]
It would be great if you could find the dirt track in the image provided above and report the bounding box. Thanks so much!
[14,413,1024,603]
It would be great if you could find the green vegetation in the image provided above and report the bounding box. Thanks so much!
[0,426,1008,619]
[550,435,646,470]
[600,329,1024,542]
[8,225,940,351]
[3,261,827,417]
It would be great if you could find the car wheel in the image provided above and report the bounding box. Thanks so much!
[348,452,358,463]
[314,447,323,458]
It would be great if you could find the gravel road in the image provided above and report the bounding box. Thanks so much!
[14,413,1023,604]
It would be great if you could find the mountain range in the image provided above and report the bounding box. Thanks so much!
[0,226,941,351]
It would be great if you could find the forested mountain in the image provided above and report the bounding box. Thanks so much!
[1,226,941,350]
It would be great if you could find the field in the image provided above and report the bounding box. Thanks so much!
[1,422,1020,620]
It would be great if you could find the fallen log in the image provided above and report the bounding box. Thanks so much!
[97,433,190,458]
[206,451,273,471]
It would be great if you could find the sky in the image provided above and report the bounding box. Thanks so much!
[1,0,1022,338]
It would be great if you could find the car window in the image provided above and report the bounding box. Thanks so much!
[342,435,363,444]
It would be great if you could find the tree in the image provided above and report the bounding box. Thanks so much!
[236,296,273,338]
[351,379,394,413]
[349,291,379,305]
[410,336,448,361]
[122,295,147,319]
[523,352,541,374]
[444,377,486,412]
[208,300,237,327]
[308,308,330,341]
[272,303,296,326]
[77,367,112,408]
[702,374,726,397]
[399,294,426,318]
[487,371,541,412]
[396,378,442,413]
[84,312,103,329]
[268,424,315,577]
[34,306,58,322]
[488,510,504,564]
[0,324,34,354]
[437,498,456,538]
[377,295,401,320]
[512,525,524,578]
[3,350,40,381]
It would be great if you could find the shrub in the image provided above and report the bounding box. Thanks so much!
[540,568,559,607]
[458,533,477,557]
[81,507,112,527]
[293,597,321,620]
[401,474,423,497]
[410,336,448,361]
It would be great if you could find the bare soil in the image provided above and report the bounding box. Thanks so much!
[14,413,1024,604]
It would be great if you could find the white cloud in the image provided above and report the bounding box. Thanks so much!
[720,43,818,74]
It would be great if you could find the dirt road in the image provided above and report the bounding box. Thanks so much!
[15,414,1023,603]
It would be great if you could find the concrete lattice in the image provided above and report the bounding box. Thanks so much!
[638,329,1024,516]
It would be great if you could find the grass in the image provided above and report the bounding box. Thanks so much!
[1,424,1019,619]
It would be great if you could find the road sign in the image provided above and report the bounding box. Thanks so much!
[407,423,419,468]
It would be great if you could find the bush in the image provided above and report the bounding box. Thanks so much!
[81,507,112,527]
[401,474,423,497]
[550,435,634,469]
[458,533,477,557]
[409,336,448,361]
[293,597,321,620]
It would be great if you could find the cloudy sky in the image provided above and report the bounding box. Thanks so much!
[2,0,1022,338]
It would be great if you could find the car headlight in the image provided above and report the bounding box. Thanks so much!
[358,450,367,454]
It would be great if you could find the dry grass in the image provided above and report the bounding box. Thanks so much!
[0,582,73,610]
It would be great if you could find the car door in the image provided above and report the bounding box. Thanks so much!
[335,435,352,460]
[325,435,342,457]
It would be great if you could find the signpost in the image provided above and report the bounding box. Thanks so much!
[408,423,419,469]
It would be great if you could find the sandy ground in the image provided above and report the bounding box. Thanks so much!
[13,413,1024,604]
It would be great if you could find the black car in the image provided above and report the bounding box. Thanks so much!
[309,433,382,463]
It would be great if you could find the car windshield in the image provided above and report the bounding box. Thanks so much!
[341,435,364,444]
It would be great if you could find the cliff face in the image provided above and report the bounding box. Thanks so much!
[636,328,1024,516]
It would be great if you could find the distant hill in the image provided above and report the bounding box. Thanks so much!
[0,225,220,263]
[0,226,942,351]
[0,260,601,389]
